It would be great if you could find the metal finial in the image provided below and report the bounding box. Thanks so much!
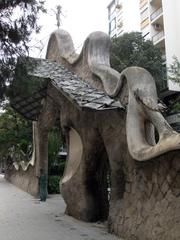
[56,5,62,28]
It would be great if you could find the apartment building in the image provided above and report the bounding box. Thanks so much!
[107,0,140,38]
[140,0,180,91]
[107,0,180,130]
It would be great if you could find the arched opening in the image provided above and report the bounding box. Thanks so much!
[60,127,111,222]
[61,127,83,184]
[47,123,66,195]
[85,142,110,221]
[144,120,159,146]
[83,134,110,222]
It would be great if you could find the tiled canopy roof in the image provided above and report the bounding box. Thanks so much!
[11,57,122,120]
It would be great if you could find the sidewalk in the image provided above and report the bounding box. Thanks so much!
[0,175,121,240]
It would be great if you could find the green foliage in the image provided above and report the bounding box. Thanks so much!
[48,127,66,194]
[0,104,32,159]
[48,128,62,163]
[169,56,180,84]
[49,161,66,176]
[0,0,46,99]
[110,32,167,92]
[168,100,180,114]
[48,127,62,175]
[171,102,180,113]
[9,57,50,99]
[59,161,66,176]
[48,175,60,194]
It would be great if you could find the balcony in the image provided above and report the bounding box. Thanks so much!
[140,0,148,9]
[152,30,164,44]
[150,0,162,7]
[116,3,122,10]
[141,18,149,29]
[150,7,163,21]
[117,21,123,29]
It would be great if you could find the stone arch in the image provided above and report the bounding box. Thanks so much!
[60,124,110,222]
[61,127,83,184]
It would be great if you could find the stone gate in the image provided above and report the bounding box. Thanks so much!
[6,29,180,240]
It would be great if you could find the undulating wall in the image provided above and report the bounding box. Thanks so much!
[5,165,38,197]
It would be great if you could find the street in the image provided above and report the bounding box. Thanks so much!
[0,175,121,240]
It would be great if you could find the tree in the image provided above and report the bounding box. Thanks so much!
[110,32,166,92]
[159,56,180,114]
[0,0,46,99]
[48,127,64,194]
[0,104,32,161]
[169,56,180,84]
[48,127,62,175]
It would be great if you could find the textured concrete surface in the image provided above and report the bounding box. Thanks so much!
[109,151,180,240]
[0,175,121,240]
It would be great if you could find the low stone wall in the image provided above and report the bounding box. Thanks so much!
[5,165,39,197]
[108,150,180,240]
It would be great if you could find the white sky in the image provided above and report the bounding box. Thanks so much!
[30,0,139,58]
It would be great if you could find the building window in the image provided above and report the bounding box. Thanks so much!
[117,29,124,36]
[109,17,116,33]
[140,7,148,21]
[141,17,149,29]
[116,9,123,19]
[109,2,116,16]
[140,0,148,9]
[142,25,150,37]
[108,3,116,21]
[116,2,122,10]
[143,32,150,40]
[117,21,123,29]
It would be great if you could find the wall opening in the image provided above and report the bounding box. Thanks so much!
[84,137,111,222]
[48,123,65,195]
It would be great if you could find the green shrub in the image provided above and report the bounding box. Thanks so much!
[48,128,64,176]
[59,161,66,176]
[49,160,66,176]
[170,102,180,113]
[48,175,61,194]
